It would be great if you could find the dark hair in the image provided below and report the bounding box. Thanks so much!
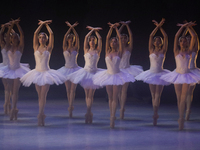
[178,36,187,43]
[38,32,48,40]
[67,33,75,43]
[88,35,97,44]
[153,36,163,45]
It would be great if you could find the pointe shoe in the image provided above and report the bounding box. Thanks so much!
[185,110,191,121]
[3,104,7,115]
[110,117,116,128]
[10,109,15,121]
[153,114,159,126]
[68,106,74,118]
[85,113,89,124]
[120,109,125,120]
[178,118,185,131]
[4,103,11,115]
[38,114,45,126]
[14,109,18,120]
[7,104,11,115]
[88,113,93,124]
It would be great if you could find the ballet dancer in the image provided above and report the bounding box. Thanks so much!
[160,21,200,130]
[93,22,135,128]
[0,22,12,115]
[182,25,199,121]
[58,21,81,118]
[20,20,66,126]
[1,18,30,120]
[118,20,143,119]
[135,18,170,126]
[66,26,103,124]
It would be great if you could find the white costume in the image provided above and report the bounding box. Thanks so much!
[20,50,66,86]
[1,50,30,79]
[119,51,143,76]
[66,52,103,89]
[57,50,82,77]
[135,53,170,85]
[189,52,200,77]
[160,54,200,84]
[93,56,135,86]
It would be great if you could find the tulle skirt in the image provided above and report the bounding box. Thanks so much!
[120,65,143,77]
[20,69,66,86]
[67,68,104,89]
[135,69,171,85]
[1,63,30,79]
[93,70,135,86]
[57,66,82,77]
[160,69,200,84]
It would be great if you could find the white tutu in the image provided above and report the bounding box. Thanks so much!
[120,65,143,77]
[1,63,30,79]
[67,68,104,89]
[93,56,135,86]
[57,66,82,77]
[93,69,135,86]
[58,50,82,77]
[135,69,171,85]
[160,54,200,84]
[160,69,200,84]
[135,53,171,85]
[20,69,66,86]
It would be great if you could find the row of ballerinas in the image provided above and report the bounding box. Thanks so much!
[0,18,199,130]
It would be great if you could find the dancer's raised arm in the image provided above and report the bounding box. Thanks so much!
[174,22,189,56]
[15,18,24,53]
[94,28,102,55]
[105,23,114,56]
[71,22,79,51]
[63,22,72,51]
[84,26,94,54]
[149,19,165,54]
[45,23,54,52]
[120,21,133,51]
[33,20,45,50]
[115,25,122,57]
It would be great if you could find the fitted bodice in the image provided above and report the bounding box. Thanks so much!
[1,49,9,65]
[84,52,99,73]
[106,56,121,74]
[175,54,190,74]
[149,53,165,73]
[119,51,131,69]
[189,52,197,69]
[63,50,78,68]
[34,50,50,71]
[7,50,22,70]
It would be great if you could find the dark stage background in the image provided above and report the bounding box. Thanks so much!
[0,0,200,105]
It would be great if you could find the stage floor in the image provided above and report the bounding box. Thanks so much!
[0,98,200,150]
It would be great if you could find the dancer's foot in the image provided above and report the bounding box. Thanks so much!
[185,110,191,121]
[68,106,74,118]
[38,113,46,126]
[120,109,125,119]
[110,117,116,129]
[153,114,159,126]
[178,118,185,131]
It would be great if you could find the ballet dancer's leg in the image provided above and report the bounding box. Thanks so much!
[84,88,95,123]
[36,84,50,126]
[65,81,77,118]
[110,85,121,128]
[10,78,21,120]
[175,84,189,130]
[119,82,129,119]
[2,78,11,115]
[185,84,196,121]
